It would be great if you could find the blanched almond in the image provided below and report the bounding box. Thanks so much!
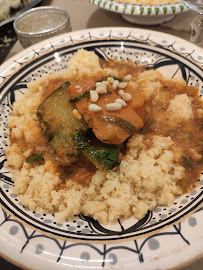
[107,77,114,84]
[115,98,127,107]
[122,93,132,101]
[96,86,107,94]
[124,74,132,81]
[106,103,122,111]
[118,82,128,89]
[88,104,102,112]
[96,82,107,88]
[90,90,99,102]
[112,80,119,90]
[102,80,109,86]
[73,109,82,120]
[118,90,125,97]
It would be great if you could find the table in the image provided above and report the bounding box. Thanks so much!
[0,0,202,269]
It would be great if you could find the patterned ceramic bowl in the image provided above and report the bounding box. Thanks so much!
[0,27,202,270]
[89,0,189,25]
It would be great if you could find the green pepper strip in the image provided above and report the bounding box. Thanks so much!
[69,91,89,103]
[98,116,136,134]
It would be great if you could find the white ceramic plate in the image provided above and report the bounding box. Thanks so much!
[0,27,202,270]
[89,0,189,25]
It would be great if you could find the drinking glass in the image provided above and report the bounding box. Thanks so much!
[181,0,203,46]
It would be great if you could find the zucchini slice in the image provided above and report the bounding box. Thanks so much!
[73,129,120,171]
[37,81,88,153]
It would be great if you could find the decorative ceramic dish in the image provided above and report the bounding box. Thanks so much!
[89,0,189,25]
[0,27,202,270]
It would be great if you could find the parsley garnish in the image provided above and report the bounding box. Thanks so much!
[182,156,193,169]
[26,153,44,163]
[112,76,123,83]
[197,141,203,145]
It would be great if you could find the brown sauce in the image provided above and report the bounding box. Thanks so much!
[139,80,203,191]
[55,156,97,190]
[101,59,146,78]
[11,61,202,193]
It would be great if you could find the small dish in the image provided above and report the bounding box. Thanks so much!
[89,0,189,25]
[13,6,72,48]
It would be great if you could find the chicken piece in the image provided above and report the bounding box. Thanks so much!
[68,74,144,144]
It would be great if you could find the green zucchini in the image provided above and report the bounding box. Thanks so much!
[49,127,69,151]
[73,129,120,171]
[37,81,88,153]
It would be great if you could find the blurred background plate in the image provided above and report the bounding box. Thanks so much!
[0,0,43,27]
[89,0,189,25]
[0,0,42,65]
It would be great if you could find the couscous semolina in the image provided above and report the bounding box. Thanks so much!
[6,49,203,224]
